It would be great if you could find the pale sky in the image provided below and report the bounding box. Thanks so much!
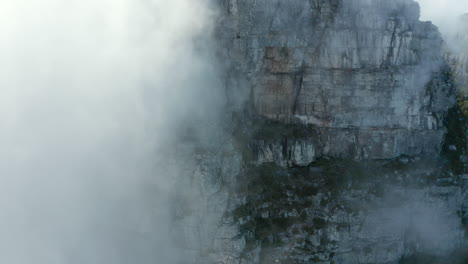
[417,0,468,30]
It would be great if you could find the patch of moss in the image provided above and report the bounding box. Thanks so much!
[311,157,373,193]
[251,119,319,141]
[336,223,350,232]
[231,163,329,256]
[231,152,454,260]
[298,185,320,196]
[371,183,385,198]
[231,204,251,220]
[313,218,327,229]
[381,155,413,171]
[441,105,467,175]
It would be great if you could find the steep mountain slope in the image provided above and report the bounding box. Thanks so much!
[174,1,467,263]
[219,0,455,161]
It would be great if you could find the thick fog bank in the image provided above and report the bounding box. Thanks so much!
[417,0,468,29]
[0,0,222,263]
[417,0,468,52]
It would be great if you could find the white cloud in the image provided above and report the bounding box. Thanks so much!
[417,0,468,30]
[0,1,221,263]
[417,0,468,54]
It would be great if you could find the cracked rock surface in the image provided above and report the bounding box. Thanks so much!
[173,1,467,263]
[218,0,455,160]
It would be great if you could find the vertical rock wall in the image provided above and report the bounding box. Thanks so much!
[173,1,467,264]
[218,0,456,160]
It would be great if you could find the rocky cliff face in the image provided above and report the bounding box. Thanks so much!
[174,1,467,264]
[219,0,455,161]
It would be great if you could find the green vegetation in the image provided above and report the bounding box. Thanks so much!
[313,217,327,229]
[311,157,374,193]
[251,119,319,141]
[230,164,314,249]
[229,154,447,258]
[228,105,466,261]
[441,105,468,175]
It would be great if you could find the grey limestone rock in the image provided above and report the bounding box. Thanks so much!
[174,1,467,264]
[219,0,456,160]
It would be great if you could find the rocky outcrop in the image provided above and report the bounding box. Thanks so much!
[219,0,456,160]
[225,159,465,264]
[174,1,467,264]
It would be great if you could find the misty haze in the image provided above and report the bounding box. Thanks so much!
[0,0,466,264]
